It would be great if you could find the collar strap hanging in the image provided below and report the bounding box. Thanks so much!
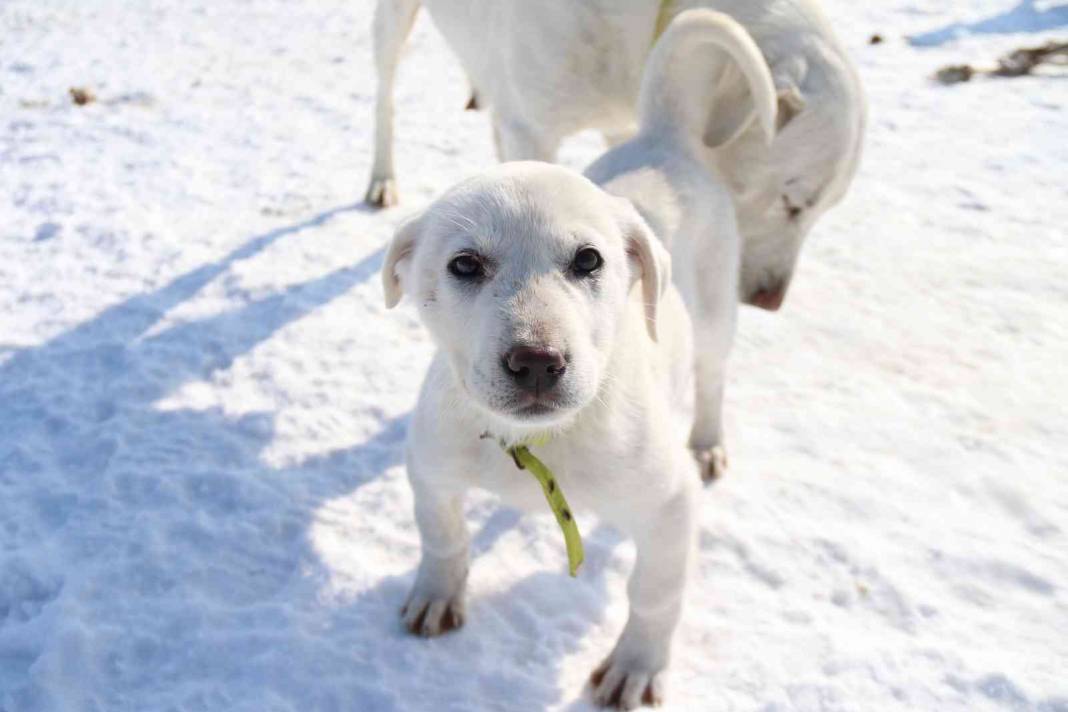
[481,432,584,576]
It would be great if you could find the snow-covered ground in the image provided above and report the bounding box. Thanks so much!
[1,1,1066,710]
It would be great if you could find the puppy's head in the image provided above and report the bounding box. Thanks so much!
[383,162,668,432]
[711,53,865,311]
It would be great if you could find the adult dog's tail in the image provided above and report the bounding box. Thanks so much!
[638,9,777,148]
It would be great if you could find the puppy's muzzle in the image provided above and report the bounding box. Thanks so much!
[503,345,566,396]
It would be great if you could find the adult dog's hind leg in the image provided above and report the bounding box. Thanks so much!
[689,247,738,483]
[690,333,730,482]
[365,0,420,208]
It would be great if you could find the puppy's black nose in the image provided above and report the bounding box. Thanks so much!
[503,346,566,393]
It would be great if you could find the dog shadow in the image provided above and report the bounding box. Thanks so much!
[908,0,1068,47]
[0,201,631,710]
[0,203,400,707]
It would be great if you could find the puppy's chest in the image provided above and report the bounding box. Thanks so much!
[469,440,634,516]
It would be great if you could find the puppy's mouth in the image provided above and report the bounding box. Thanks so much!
[515,401,560,419]
[511,392,567,420]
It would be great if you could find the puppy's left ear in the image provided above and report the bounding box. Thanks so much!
[382,212,424,308]
[614,198,671,342]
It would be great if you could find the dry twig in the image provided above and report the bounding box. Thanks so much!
[935,40,1068,84]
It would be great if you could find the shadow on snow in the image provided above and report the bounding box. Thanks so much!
[909,0,1068,47]
[0,202,620,711]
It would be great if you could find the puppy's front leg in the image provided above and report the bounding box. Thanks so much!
[591,485,696,709]
[365,0,420,208]
[402,470,469,637]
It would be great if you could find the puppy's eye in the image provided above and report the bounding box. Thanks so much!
[448,253,484,279]
[571,247,603,276]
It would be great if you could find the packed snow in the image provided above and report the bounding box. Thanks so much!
[1,0,1066,710]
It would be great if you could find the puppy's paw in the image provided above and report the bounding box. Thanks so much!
[589,658,664,710]
[400,594,465,637]
[365,176,398,208]
[693,445,728,484]
[401,553,468,637]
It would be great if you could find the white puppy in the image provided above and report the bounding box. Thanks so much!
[366,0,865,310]
[383,162,698,709]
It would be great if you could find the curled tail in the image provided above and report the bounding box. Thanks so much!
[638,9,777,147]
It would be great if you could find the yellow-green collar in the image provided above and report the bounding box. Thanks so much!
[653,0,676,43]
[482,432,584,576]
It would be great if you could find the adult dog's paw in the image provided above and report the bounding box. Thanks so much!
[400,593,465,637]
[589,657,664,710]
[365,176,398,208]
[693,445,728,484]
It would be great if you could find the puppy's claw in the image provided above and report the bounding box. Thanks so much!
[365,176,398,208]
[592,665,626,708]
[693,445,728,484]
[401,595,464,637]
[591,659,663,709]
[642,680,663,707]
[421,600,448,636]
[441,606,464,631]
[402,597,428,634]
[590,661,609,687]
[622,674,656,710]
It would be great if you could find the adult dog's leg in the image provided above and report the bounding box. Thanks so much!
[365,0,420,208]
[689,264,738,483]
[493,116,560,162]
[401,465,469,636]
[602,127,637,149]
[590,484,695,709]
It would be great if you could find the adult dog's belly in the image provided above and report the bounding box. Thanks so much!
[423,0,660,135]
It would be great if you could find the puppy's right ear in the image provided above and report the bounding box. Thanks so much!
[382,213,423,308]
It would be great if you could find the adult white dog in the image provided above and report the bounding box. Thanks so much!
[367,0,865,310]
[586,9,778,482]
[381,10,772,707]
